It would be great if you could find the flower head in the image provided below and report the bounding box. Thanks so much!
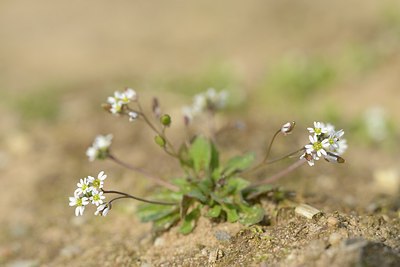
[106,88,137,115]
[305,134,329,158]
[302,122,347,166]
[74,177,91,196]
[182,89,229,121]
[86,134,113,161]
[87,171,107,191]
[69,195,89,216]
[307,121,328,136]
[90,190,106,206]
[69,171,108,216]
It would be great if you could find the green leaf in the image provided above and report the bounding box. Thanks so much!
[188,136,211,174]
[153,212,180,232]
[178,143,193,168]
[239,204,265,226]
[137,204,178,222]
[223,153,255,176]
[207,205,222,218]
[197,179,213,196]
[242,184,274,200]
[222,204,239,223]
[227,177,251,192]
[210,141,220,171]
[210,192,232,205]
[186,187,208,203]
[179,206,201,234]
[180,195,192,219]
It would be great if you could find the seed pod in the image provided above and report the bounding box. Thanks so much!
[160,114,172,127]
[154,135,166,147]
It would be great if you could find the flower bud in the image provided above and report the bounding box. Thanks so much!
[281,121,295,135]
[102,103,112,113]
[160,114,172,127]
[154,135,166,147]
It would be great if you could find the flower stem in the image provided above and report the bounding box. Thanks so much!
[263,129,281,163]
[250,159,306,187]
[108,153,179,192]
[135,103,179,159]
[103,190,178,205]
[243,147,305,175]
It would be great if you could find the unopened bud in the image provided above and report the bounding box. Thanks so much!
[325,152,345,163]
[102,103,112,113]
[281,121,295,135]
[154,135,166,147]
[152,97,161,118]
[160,114,171,127]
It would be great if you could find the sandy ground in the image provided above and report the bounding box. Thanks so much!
[1,0,400,266]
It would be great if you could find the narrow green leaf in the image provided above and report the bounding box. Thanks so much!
[239,204,265,226]
[137,204,178,222]
[223,153,255,176]
[207,205,222,218]
[179,207,201,234]
[242,184,274,200]
[188,136,211,174]
[210,141,220,171]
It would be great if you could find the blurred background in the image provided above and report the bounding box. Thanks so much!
[1,0,399,265]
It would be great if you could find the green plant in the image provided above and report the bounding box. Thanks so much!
[69,88,348,234]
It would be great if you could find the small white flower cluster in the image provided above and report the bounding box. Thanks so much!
[86,134,113,161]
[182,88,228,122]
[301,121,347,166]
[69,171,110,216]
[107,88,137,115]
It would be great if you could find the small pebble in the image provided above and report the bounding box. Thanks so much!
[327,217,339,227]
[154,237,165,247]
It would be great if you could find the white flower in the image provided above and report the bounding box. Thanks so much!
[192,94,207,114]
[128,111,138,122]
[307,121,328,136]
[95,134,113,149]
[326,129,344,151]
[281,121,295,135]
[88,171,107,191]
[90,190,106,206]
[74,177,91,196]
[183,89,229,121]
[69,195,89,216]
[124,88,137,102]
[86,134,113,161]
[305,135,329,158]
[86,147,98,162]
[106,89,134,115]
[324,123,336,135]
[335,139,348,155]
[107,94,124,115]
[95,203,110,216]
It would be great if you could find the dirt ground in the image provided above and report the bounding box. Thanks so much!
[1,0,400,266]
